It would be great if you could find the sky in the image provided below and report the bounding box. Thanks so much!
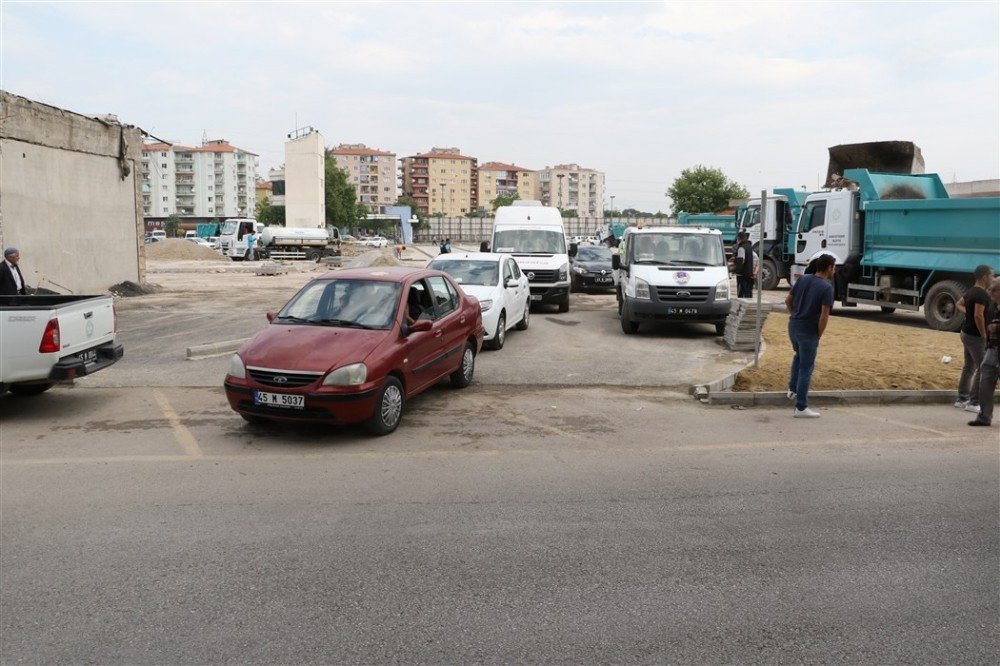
[3,1,998,213]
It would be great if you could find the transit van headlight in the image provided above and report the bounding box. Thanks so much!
[558,263,569,282]
[715,278,731,300]
[322,362,367,387]
[635,277,651,300]
[478,298,494,312]
[228,353,246,379]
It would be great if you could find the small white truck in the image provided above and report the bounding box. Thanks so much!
[0,295,123,395]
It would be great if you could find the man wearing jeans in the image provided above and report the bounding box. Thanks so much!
[969,277,1000,427]
[784,254,836,418]
[956,265,993,414]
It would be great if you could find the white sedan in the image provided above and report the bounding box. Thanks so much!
[427,252,530,350]
[185,237,214,249]
[359,236,389,248]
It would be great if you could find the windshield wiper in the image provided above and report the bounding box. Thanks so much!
[274,315,310,323]
[310,318,378,329]
[633,259,672,265]
[673,260,714,266]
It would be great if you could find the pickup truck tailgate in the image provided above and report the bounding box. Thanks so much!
[57,298,116,356]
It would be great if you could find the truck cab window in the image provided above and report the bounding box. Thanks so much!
[800,202,826,232]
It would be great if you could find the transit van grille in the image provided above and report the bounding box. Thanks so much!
[656,286,711,302]
[248,368,322,388]
[525,269,558,283]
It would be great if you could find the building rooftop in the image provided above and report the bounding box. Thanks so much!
[480,161,534,172]
[410,147,476,161]
[328,143,395,157]
[142,139,258,156]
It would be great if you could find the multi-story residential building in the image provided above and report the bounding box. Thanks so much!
[141,139,259,222]
[539,164,606,218]
[401,147,478,217]
[328,143,397,213]
[267,167,285,206]
[477,162,539,209]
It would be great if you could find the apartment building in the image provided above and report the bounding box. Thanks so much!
[328,143,397,213]
[141,140,259,222]
[477,162,539,209]
[539,164,605,218]
[401,147,478,216]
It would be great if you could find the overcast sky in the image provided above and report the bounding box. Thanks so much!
[4,1,998,212]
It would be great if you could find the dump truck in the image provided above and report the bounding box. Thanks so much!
[739,188,810,289]
[257,226,341,261]
[792,167,1000,331]
[677,212,739,255]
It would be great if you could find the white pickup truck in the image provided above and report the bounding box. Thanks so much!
[1,295,124,395]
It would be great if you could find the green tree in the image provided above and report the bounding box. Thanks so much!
[666,166,749,216]
[325,156,364,229]
[257,199,286,226]
[560,209,578,218]
[491,192,519,211]
[164,213,181,237]
[395,195,426,225]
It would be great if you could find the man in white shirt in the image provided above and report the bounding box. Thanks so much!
[0,247,27,296]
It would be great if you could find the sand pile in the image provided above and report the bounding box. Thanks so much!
[346,250,402,269]
[733,312,962,391]
[146,239,224,261]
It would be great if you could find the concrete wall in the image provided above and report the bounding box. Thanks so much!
[945,179,1000,198]
[284,131,325,228]
[0,91,144,293]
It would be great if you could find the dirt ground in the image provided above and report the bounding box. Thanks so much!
[146,239,221,261]
[734,312,963,391]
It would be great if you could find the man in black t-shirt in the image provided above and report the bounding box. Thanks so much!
[956,265,995,414]
[969,277,1000,427]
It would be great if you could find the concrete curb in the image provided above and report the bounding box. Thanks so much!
[186,338,250,360]
[705,389,980,406]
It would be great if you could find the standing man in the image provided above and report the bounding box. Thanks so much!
[969,277,1000,427]
[955,264,994,414]
[246,230,256,261]
[0,247,27,296]
[784,253,836,418]
[733,230,756,298]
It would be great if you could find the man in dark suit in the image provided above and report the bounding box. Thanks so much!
[0,247,28,296]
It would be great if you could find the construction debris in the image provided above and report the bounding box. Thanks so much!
[724,299,773,351]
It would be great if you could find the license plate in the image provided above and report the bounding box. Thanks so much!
[595,277,612,284]
[78,349,98,363]
[530,295,542,301]
[667,307,700,315]
[253,391,305,409]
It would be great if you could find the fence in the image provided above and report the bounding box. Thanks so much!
[412,217,677,243]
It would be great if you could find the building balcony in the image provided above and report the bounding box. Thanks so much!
[176,174,193,183]
[175,186,195,195]
[176,166,194,173]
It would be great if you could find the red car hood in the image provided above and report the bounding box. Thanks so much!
[240,324,387,372]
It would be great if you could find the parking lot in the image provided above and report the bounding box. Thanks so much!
[2,254,998,663]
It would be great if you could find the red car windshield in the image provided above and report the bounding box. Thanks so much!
[275,279,403,330]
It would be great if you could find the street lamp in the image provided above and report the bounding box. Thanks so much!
[610,195,615,218]
[556,173,565,211]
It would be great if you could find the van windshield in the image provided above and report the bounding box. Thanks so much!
[630,233,724,266]
[494,229,566,255]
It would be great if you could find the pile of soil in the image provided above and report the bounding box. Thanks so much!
[345,250,402,269]
[110,281,163,297]
[146,239,224,261]
[733,312,962,391]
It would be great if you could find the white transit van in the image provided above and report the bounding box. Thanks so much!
[481,201,576,312]
[612,226,731,335]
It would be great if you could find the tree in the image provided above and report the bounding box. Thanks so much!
[257,199,286,226]
[491,192,519,211]
[666,166,749,216]
[325,156,364,230]
[560,209,578,218]
[395,195,426,225]
[164,214,181,237]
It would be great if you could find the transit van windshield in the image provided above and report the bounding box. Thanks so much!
[630,233,724,266]
[494,229,566,255]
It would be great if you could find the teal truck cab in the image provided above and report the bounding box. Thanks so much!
[792,168,1000,331]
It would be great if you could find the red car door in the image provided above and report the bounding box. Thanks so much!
[426,275,468,378]
[401,278,448,394]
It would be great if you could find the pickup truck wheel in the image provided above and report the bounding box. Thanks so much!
[449,342,475,388]
[515,301,530,330]
[558,293,570,313]
[365,377,404,436]
[924,280,968,331]
[761,259,779,291]
[8,382,53,396]
[486,313,506,350]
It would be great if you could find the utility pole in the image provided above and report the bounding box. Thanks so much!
[610,195,616,218]
[754,190,766,368]
[556,173,565,211]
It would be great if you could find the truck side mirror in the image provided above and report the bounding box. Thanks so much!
[568,242,578,258]
[480,241,490,252]
[611,254,621,270]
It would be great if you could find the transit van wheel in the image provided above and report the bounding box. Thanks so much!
[365,376,404,436]
[558,293,570,313]
[715,322,727,335]
[620,305,639,334]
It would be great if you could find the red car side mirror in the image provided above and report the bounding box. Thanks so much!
[408,319,432,333]
[266,311,277,323]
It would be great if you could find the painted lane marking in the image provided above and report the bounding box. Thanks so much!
[154,390,204,458]
[828,407,953,437]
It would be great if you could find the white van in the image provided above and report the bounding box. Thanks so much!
[612,227,731,335]
[481,201,576,312]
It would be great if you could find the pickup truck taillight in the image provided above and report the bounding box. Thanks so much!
[39,318,61,353]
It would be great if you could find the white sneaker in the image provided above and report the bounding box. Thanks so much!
[965,403,981,414]
[954,400,968,408]
[793,407,821,418]
[786,390,796,400]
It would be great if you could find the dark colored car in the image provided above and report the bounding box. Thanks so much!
[224,267,484,435]
[570,245,615,291]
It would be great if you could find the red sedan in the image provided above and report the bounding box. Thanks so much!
[224,267,484,434]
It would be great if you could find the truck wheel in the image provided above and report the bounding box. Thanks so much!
[880,306,897,314]
[558,293,570,313]
[365,376,404,435]
[306,249,321,262]
[9,382,53,396]
[761,258,779,291]
[924,280,968,331]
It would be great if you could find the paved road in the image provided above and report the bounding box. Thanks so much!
[2,385,997,663]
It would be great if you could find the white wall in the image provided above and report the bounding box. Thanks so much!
[285,131,325,228]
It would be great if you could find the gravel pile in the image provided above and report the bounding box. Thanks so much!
[146,239,224,261]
